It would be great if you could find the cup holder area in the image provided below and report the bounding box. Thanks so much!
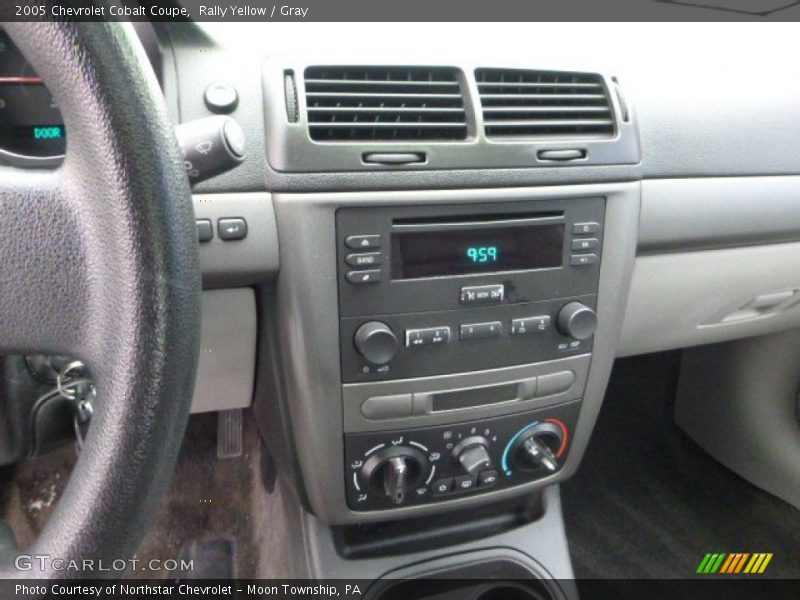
[471,582,547,600]
[369,557,560,600]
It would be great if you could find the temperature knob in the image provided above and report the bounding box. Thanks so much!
[354,321,399,365]
[510,421,566,473]
[358,445,428,505]
[556,302,597,340]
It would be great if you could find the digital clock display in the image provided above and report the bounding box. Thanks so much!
[391,223,564,279]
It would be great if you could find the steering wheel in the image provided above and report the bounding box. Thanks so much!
[0,20,201,577]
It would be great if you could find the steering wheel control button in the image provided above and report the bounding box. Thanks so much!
[346,269,382,284]
[218,218,247,241]
[204,82,239,113]
[536,371,576,397]
[405,326,451,347]
[571,237,599,251]
[345,252,382,268]
[573,222,600,235]
[510,316,551,336]
[570,253,598,266]
[345,234,381,250]
[431,477,454,495]
[460,284,504,305]
[460,321,503,341]
[361,394,413,420]
[479,470,500,487]
[196,219,213,243]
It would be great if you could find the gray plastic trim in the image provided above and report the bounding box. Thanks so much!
[343,354,590,433]
[194,192,279,288]
[271,181,639,524]
[619,241,800,357]
[303,485,575,587]
[675,330,800,509]
[263,58,640,173]
[639,176,800,254]
[191,288,256,414]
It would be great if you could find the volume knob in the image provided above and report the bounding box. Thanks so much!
[354,321,399,365]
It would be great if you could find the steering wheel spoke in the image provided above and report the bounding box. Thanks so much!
[0,166,91,359]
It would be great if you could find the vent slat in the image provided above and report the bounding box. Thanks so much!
[304,66,468,142]
[483,119,614,127]
[476,68,615,139]
[308,106,466,113]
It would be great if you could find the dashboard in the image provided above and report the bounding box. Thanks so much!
[0,30,66,163]
[3,22,800,528]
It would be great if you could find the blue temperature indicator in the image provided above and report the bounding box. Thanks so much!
[466,245,499,264]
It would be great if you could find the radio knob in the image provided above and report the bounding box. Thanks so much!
[556,302,597,340]
[354,321,399,365]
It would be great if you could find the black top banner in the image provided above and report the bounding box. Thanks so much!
[3,0,800,22]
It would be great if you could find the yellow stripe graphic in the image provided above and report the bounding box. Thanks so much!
[744,554,760,574]
[758,553,773,574]
[734,553,749,573]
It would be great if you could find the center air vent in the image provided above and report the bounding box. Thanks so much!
[475,69,614,139]
[304,66,468,142]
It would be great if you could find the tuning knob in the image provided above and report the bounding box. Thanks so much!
[359,446,428,505]
[354,321,399,365]
[556,302,597,340]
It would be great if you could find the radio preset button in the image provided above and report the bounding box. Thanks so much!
[573,222,600,235]
[345,234,381,249]
[570,253,598,266]
[571,237,599,251]
[511,316,551,335]
[460,321,503,341]
[406,326,451,347]
[460,284,504,305]
[345,252,382,267]
[346,269,382,284]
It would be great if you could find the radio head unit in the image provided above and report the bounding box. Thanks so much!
[336,197,605,383]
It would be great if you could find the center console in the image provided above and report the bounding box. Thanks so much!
[262,182,640,525]
[337,198,603,510]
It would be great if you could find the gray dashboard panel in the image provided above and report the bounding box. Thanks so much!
[271,181,639,524]
[638,177,800,254]
[194,192,279,288]
[191,288,257,413]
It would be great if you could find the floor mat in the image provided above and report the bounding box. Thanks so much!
[561,351,800,579]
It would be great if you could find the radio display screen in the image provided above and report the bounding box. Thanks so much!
[391,223,564,279]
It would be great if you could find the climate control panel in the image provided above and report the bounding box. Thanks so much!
[344,400,580,511]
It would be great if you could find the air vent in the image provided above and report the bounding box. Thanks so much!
[476,69,615,139]
[304,66,468,142]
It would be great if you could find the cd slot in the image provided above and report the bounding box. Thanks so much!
[392,213,564,233]
[431,383,519,412]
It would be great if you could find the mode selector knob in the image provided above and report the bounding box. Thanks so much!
[354,321,399,365]
[556,302,597,340]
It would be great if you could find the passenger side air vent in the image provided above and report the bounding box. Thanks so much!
[475,69,615,139]
[304,66,468,142]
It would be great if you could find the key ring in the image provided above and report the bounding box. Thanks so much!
[56,360,88,400]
